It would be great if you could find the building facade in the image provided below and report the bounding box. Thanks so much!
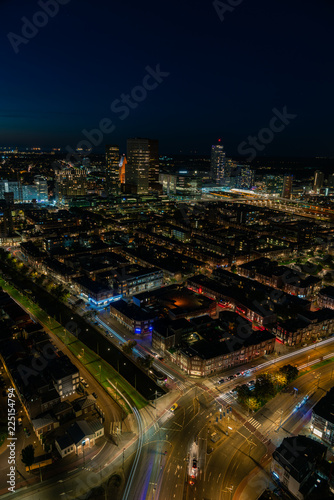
[105,144,120,195]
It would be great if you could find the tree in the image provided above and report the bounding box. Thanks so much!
[21,444,35,472]
[246,397,261,412]
[279,364,298,384]
[138,354,154,370]
[236,384,251,404]
[122,340,137,355]
[254,373,276,401]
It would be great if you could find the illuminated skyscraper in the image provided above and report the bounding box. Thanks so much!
[119,154,126,185]
[263,175,284,195]
[313,171,324,192]
[329,173,334,188]
[282,175,293,199]
[126,138,159,194]
[105,145,120,195]
[238,166,254,190]
[34,175,48,202]
[210,140,227,185]
[55,167,88,203]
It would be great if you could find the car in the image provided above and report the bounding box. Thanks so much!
[247,380,255,386]
[170,403,178,412]
[18,417,22,426]
[218,378,225,384]
[24,428,31,438]
[236,372,241,377]
[227,375,234,381]
[92,392,98,399]
[83,381,89,388]
[158,357,164,361]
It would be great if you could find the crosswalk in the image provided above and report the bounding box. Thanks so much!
[217,393,235,405]
[245,417,261,431]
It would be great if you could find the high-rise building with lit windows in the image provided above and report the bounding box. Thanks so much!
[210,140,226,185]
[34,175,48,202]
[263,174,284,195]
[105,144,120,195]
[329,173,334,188]
[282,174,293,199]
[126,138,159,194]
[313,171,324,192]
[55,167,88,203]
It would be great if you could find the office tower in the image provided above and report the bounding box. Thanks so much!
[119,154,126,185]
[3,192,14,234]
[0,180,21,201]
[22,184,38,202]
[105,145,120,195]
[282,175,293,199]
[126,138,158,194]
[147,139,159,185]
[55,167,88,203]
[210,140,226,185]
[159,173,177,195]
[238,166,254,190]
[313,171,324,191]
[263,174,284,195]
[34,176,48,203]
[329,173,334,188]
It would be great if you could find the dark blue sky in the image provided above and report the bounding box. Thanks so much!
[1,0,333,156]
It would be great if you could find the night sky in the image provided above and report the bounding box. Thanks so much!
[1,0,333,156]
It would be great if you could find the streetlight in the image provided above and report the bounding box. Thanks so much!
[82,440,86,468]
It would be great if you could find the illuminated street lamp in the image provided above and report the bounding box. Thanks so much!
[82,440,86,467]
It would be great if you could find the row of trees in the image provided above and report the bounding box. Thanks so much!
[236,364,299,412]
[0,249,70,303]
[121,341,154,371]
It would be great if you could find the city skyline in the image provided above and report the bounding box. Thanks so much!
[1,1,334,499]
[1,0,333,156]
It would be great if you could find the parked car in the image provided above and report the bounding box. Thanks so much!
[18,417,23,426]
[218,378,225,384]
[92,392,98,399]
[170,403,178,412]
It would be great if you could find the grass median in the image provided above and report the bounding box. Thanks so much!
[0,277,147,411]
